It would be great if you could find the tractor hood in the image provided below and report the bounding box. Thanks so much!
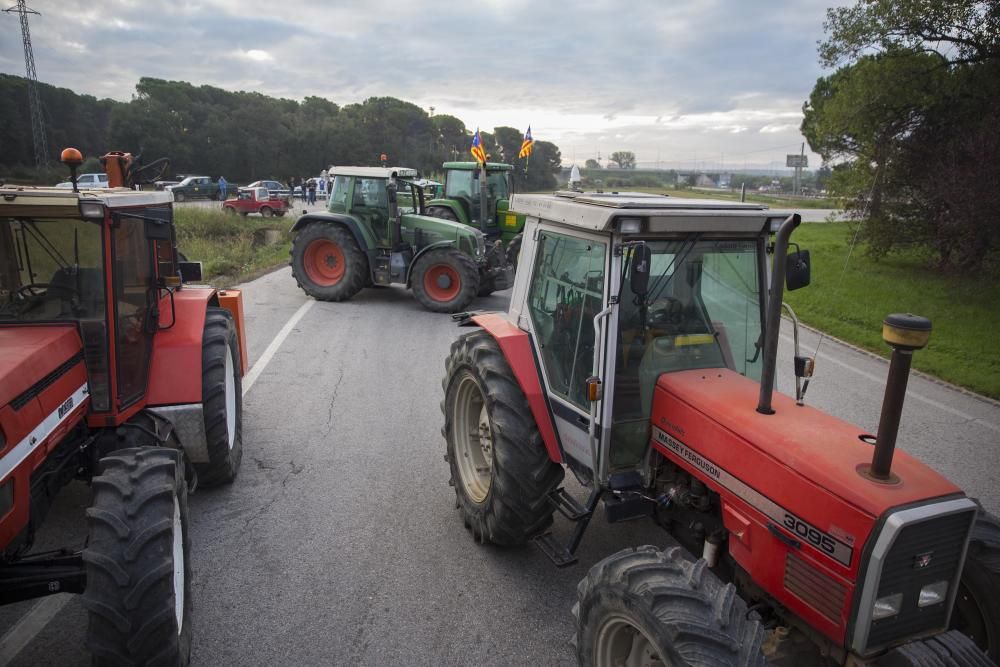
[0,326,83,409]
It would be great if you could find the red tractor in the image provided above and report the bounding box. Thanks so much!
[0,149,247,664]
[442,191,1000,665]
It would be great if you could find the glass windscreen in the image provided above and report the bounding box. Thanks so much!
[0,217,106,322]
[610,237,763,466]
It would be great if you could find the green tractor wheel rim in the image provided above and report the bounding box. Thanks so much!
[424,263,461,302]
[595,614,669,667]
[453,374,493,504]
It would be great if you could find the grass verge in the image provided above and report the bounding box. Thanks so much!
[173,207,291,287]
[784,222,1000,399]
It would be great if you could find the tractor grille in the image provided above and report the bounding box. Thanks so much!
[866,508,975,648]
[784,552,848,622]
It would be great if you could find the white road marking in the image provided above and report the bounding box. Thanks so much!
[781,333,1000,433]
[0,594,71,664]
[242,299,315,397]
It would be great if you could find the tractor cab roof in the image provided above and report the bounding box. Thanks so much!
[0,185,172,217]
[442,162,512,171]
[328,166,418,179]
[511,191,788,234]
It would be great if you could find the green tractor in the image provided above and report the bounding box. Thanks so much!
[290,166,512,312]
[425,162,526,267]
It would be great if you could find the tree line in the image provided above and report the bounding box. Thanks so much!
[803,0,999,273]
[0,75,562,191]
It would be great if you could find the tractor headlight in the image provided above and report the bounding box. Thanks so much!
[475,232,486,258]
[918,581,948,607]
[872,593,902,620]
[619,217,642,235]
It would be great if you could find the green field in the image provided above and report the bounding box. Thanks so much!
[784,223,1000,399]
[173,208,291,286]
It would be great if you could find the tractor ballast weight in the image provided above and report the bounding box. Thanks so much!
[441,191,1000,665]
[0,149,247,664]
[289,165,514,312]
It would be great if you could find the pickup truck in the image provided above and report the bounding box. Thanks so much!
[222,187,289,217]
[166,175,227,201]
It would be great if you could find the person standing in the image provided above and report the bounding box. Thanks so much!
[308,179,317,205]
[218,175,228,199]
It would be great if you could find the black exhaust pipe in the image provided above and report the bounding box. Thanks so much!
[757,213,801,415]
[868,314,931,481]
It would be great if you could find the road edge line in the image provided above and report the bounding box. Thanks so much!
[0,593,72,664]
[242,299,315,397]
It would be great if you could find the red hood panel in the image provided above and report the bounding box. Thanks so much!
[654,369,961,518]
[0,326,83,408]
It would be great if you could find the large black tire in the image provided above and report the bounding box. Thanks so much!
[82,447,192,666]
[194,307,243,487]
[411,247,479,313]
[290,223,368,301]
[442,329,564,545]
[426,206,459,222]
[951,508,1000,661]
[574,546,767,667]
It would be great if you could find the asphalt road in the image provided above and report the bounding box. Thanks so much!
[3,256,998,665]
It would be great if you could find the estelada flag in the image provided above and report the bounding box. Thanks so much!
[470,129,487,165]
[518,126,534,158]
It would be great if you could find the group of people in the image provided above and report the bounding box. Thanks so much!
[289,176,324,205]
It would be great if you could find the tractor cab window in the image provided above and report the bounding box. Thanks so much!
[353,178,390,242]
[328,175,350,213]
[485,171,509,200]
[610,237,764,467]
[527,231,607,410]
[112,214,155,407]
[0,217,106,323]
[445,170,474,200]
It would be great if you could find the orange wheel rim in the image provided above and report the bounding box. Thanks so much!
[424,264,461,301]
[304,239,346,286]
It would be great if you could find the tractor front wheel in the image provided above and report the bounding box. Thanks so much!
[195,307,243,486]
[82,447,191,665]
[951,508,1000,660]
[574,546,767,667]
[411,248,478,313]
[442,329,564,545]
[290,223,368,301]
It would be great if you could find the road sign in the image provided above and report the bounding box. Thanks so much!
[787,155,808,168]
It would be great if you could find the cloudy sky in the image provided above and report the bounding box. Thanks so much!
[1,0,843,170]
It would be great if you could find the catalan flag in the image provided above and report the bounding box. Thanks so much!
[518,126,534,159]
[470,128,487,165]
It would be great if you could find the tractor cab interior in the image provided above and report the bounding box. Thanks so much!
[351,177,390,244]
[609,237,765,467]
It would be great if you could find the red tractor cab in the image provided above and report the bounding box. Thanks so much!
[222,186,289,218]
[0,150,248,664]
[442,191,1000,665]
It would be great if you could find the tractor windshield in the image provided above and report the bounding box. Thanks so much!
[609,237,764,467]
[0,217,106,323]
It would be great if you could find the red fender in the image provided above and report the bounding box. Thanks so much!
[472,313,562,464]
[145,286,216,406]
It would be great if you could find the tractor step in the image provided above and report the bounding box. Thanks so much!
[532,532,578,568]
[604,492,655,524]
[547,487,590,521]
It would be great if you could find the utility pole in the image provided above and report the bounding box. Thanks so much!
[4,1,48,168]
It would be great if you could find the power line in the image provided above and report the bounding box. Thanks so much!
[4,1,48,167]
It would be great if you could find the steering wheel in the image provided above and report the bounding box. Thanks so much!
[647,298,684,329]
[15,282,80,299]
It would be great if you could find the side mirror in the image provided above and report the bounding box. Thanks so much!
[786,248,810,291]
[178,260,203,282]
[629,244,651,296]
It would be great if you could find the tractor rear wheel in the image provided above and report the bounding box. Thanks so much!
[412,248,478,313]
[82,447,191,666]
[195,306,243,487]
[426,206,459,222]
[951,508,1000,661]
[574,546,767,667]
[442,329,564,545]
[290,223,368,301]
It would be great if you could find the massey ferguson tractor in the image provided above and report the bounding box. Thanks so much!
[290,166,513,312]
[441,191,999,665]
[0,149,247,664]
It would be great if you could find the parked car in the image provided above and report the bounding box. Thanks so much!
[55,172,109,189]
[222,187,289,217]
[247,179,291,202]
[166,175,226,201]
